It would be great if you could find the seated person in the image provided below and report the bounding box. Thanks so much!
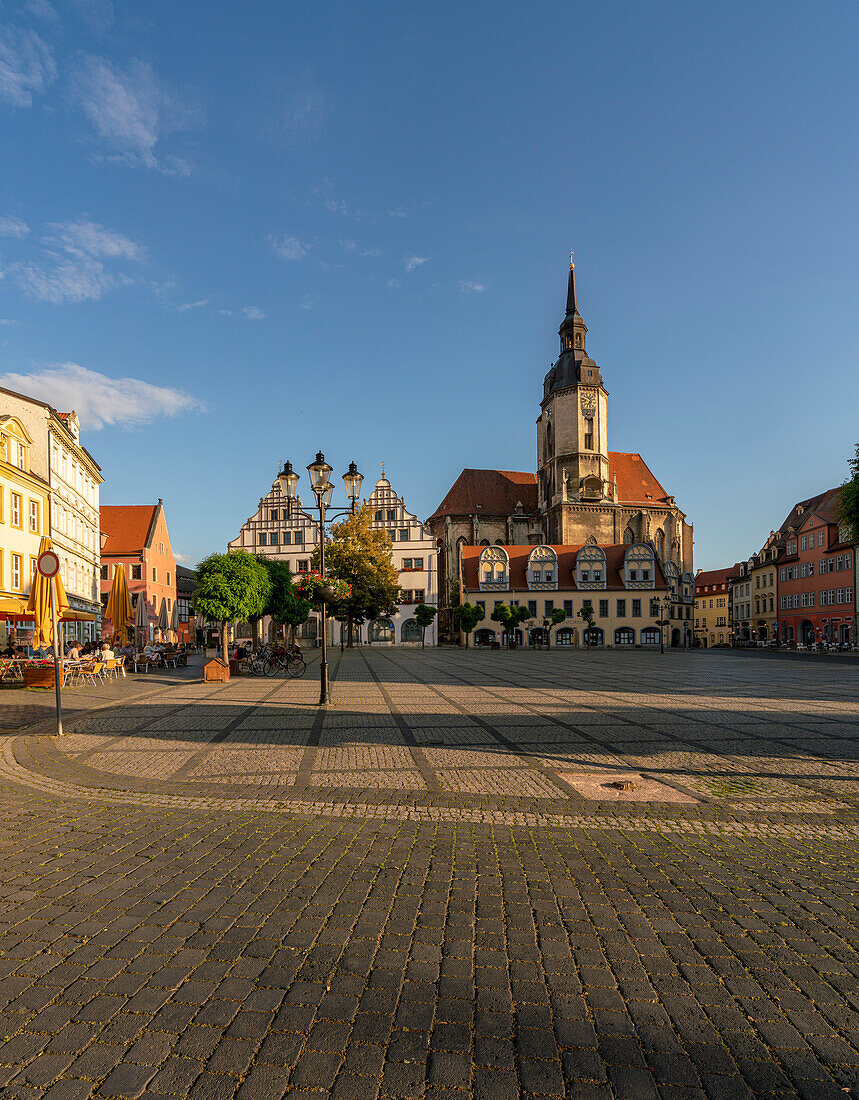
[3,641,18,658]
[66,641,82,661]
[143,642,159,659]
[120,641,135,661]
[100,641,115,660]
[234,644,249,661]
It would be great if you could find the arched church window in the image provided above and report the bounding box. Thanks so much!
[575,333,582,348]
[623,526,634,545]
[655,529,665,559]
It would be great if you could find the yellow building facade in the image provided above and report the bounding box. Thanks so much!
[0,415,51,642]
[693,567,733,647]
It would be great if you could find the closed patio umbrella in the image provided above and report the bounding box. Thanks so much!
[169,600,179,642]
[157,598,168,640]
[104,563,133,645]
[27,536,69,650]
[134,592,149,647]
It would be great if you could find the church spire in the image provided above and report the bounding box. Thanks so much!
[566,251,578,316]
[558,252,587,355]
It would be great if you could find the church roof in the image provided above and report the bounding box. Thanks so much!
[460,543,668,592]
[428,453,671,521]
[428,469,538,521]
[608,452,670,505]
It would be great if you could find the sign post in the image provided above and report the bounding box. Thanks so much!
[37,550,62,738]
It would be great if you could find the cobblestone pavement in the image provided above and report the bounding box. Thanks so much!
[0,648,857,1099]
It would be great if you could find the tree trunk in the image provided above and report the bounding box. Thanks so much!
[421,625,425,650]
[347,614,354,647]
[221,620,228,664]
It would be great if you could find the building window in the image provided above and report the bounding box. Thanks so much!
[270,509,279,522]
[132,565,141,580]
[632,599,641,617]
[528,600,537,616]
[544,599,554,616]
[399,528,409,541]
[29,500,39,533]
[414,589,425,603]
[598,599,608,617]
[374,510,383,522]
[563,599,573,617]
[10,492,21,528]
[402,558,413,570]
[282,531,291,545]
[294,530,303,544]
[650,598,660,616]
[818,530,824,546]
[616,599,626,617]
[167,571,171,586]
[100,564,108,580]
[297,559,309,572]
[152,567,157,583]
[258,532,267,545]
[11,553,21,590]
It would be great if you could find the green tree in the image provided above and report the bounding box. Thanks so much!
[541,608,567,648]
[257,559,311,645]
[838,443,859,543]
[491,604,531,649]
[192,551,271,663]
[414,603,438,649]
[312,505,400,646]
[577,601,595,650]
[454,602,483,648]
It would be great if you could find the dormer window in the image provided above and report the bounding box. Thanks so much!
[478,546,509,591]
[527,546,558,589]
[623,543,656,589]
[576,545,606,588]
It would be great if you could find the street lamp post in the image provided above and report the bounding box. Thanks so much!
[655,594,672,655]
[278,454,363,706]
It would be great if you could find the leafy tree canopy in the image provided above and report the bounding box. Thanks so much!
[414,602,438,649]
[838,443,859,542]
[257,558,311,638]
[311,505,400,634]
[192,551,270,658]
[454,602,483,646]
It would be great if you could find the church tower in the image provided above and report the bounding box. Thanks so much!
[537,258,611,542]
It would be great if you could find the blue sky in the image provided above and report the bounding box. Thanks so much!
[1,0,857,570]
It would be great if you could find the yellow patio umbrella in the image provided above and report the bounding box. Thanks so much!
[105,563,134,645]
[26,536,69,650]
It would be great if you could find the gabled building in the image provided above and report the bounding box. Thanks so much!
[776,488,855,646]
[459,540,688,648]
[100,502,177,641]
[694,566,736,647]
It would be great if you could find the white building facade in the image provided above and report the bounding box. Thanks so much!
[48,412,103,642]
[228,467,438,645]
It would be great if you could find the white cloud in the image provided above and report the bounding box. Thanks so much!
[10,218,144,304]
[0,363,204,429]
[0,318,20,326]
[267,233,310,261]
[243,305,265,320]
[0,25,56,107]
[338,238,357,252]
[176,299,209,313]
[386,278,399,288]
[299,295,313,310]
[24,0,60,23]
[389,206,407,219]
[67,54,199,173]
[405,256,428,272]
[0,216,29,239]
[218,308,232,317]
[68,0,115,32]
[45,219,144,261]
[459,279,487,293]
[174,552,195,564]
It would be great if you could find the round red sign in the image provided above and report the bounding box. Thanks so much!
[37,550,60,578]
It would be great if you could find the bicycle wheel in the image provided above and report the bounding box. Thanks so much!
[263,657,280,676]
[286,658,306,678]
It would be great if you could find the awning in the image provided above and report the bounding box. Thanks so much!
[4,607,97,623]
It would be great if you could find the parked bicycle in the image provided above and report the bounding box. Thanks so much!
[243,642,306,678]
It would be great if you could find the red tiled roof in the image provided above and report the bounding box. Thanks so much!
[428,470,538,521]
[429,453,672,521]
[460,544,668,592]
[694,566,737,593]
[100,504,158,555]
[607,453,670,505]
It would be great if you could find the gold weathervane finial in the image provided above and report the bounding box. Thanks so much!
[381,461,385,478]
[569,249,575,269]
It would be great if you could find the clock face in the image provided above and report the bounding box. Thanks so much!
[580,392,596,416]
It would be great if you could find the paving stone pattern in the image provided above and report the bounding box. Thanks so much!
[0,648,856,1098]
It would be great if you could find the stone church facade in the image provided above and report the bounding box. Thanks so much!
[428,260,693,638]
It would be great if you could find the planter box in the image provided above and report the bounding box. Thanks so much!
[203,659,230,683]
[22,665,55,689]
